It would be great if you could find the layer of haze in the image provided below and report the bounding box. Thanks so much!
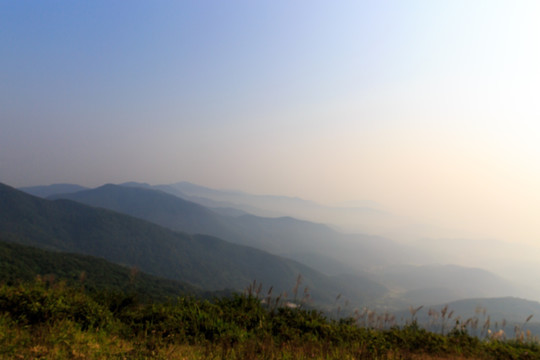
[2,1,540,255]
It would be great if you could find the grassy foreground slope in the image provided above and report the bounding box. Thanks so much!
[1,279,539,359]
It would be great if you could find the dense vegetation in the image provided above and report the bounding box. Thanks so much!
[2,279,540,359]
[0,240,204,302]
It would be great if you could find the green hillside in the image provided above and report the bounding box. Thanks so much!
[0,239,202,302]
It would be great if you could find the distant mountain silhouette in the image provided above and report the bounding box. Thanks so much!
[50,184,234,240]
[153,182,400,236]
[51,184,424,275]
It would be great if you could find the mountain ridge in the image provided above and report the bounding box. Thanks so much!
[18,183,89,198]
[50,183,420,274]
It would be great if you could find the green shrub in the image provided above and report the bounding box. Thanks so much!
[2,279,540,359]
[0,280,112,329]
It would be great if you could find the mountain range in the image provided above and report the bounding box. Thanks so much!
[2,181,532,309]
[48,183,422,275]
[41,182,527,305]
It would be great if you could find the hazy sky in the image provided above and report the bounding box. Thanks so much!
[2,1,540,244]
